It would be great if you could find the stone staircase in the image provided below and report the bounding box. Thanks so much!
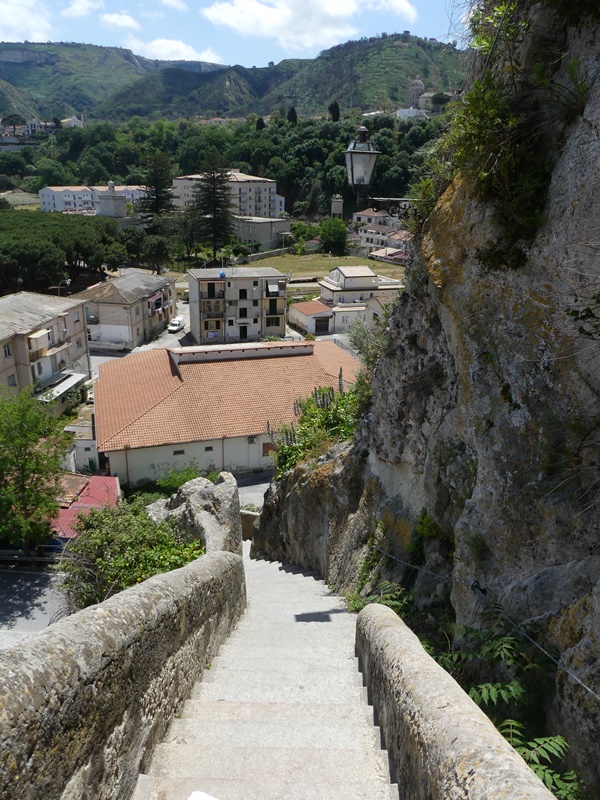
[133,543,397,800]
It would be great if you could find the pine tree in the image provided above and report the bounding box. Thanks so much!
[137,150,175,218]
[287,106,298,126]
[191,153,235,257]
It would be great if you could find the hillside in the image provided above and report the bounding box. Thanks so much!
[0,36,466,122]
[0,42,224,119]
[261,34,467,114]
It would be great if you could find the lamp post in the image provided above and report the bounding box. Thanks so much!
[344,126,418,219]
[344,126,380,205]
[57,278,71,296]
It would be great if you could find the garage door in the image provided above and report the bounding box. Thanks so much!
[315,317,330,334]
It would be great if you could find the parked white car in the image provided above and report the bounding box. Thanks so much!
[168,316,185,333]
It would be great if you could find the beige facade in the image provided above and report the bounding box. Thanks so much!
[0,292,90,412]
[173,169,285,218]
[188,267,287,345]
[234,216,291,252]
[76,272,177,351]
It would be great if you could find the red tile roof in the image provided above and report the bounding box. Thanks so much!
[52,476,120,539]
[291,300,333,316]
[96,342,360,453]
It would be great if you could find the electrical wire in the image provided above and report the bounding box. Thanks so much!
[368,544,600,703]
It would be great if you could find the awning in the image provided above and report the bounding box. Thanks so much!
[46,341,70,357]
[267,281,279,293]
[39,372,86,401]
[28,328,49,343]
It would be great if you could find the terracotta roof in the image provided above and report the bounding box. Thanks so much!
[52,475,120,539]
[291,300,333,316]
[96,343,360,452]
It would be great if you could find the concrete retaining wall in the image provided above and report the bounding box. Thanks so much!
[0,550,246,800]
[356,604,556,800]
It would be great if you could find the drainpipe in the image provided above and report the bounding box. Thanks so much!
[222,436,225,470]
[124,445,130,487]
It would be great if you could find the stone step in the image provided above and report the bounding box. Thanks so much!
[166,718,382,749]
[200,666,363,688]
[208,652,360,673]
[189,676,369,705]
[135,775,399,800]
[149,743,392,785]
[180,699,375,727]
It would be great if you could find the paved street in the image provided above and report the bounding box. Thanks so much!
[0,566,68,650]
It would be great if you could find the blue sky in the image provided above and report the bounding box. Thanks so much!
[0,0,465,68]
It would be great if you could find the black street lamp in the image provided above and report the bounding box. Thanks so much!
[345,125,417,218]
[344,126,380,202]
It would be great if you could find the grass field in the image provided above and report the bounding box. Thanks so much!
[166,254,406,285]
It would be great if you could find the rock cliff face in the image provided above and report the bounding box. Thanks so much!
[257,1,600,787]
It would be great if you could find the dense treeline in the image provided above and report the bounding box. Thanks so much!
[1,113,446,215]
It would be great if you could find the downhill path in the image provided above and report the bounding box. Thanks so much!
[134,542,397,800]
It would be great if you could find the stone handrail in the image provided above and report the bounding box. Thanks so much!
[0,550,246,800]
[356,604,556,800]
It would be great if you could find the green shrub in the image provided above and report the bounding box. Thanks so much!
[155,464,201,494]
[58,498,204,609]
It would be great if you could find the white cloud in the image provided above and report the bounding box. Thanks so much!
[61,0,103,18]
[124,35,224,62]
[201,0,359,51]
[100,12,140,29]
[0,0,53,41]
[201,0,418,51]
[160,0,188,10]
[201,0,416,51]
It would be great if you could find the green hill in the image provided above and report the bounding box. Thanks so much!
[0,36,466,122]
[0,42,224,119]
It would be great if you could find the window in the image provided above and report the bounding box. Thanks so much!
[228,319,234,326]
[135,305,140,317]
[253,280,258,286]
[253,318,258,324]
[173,449,185,455]
[204,320,221,330]
[205,446,214,452]
[76,338,82,350]
[239,289,247,300]
[266,317,279,327]
[84,447,91,452]
[262,442,276,456]
[253,299,258,307]
[37,362,43,376]
[239,308,248,318]
[227,281,232,287]
[3,343,11,358]
[7,374,16,387]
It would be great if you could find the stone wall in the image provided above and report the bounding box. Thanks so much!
[0,472,246,800]
[0,551,246,800]
[356,604,556,800]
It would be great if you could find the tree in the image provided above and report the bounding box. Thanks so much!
[256,117,266,131]
[0,388,72,552]
[2,113,26,135]
[319,217,348,255]
[328,101,340,122]
[137,150,175,217]
[191,153,235,257]
[142,234,170,273]
[287,106,298,126]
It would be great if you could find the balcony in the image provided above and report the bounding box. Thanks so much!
[201,300,224,318]
[263,298,286,315]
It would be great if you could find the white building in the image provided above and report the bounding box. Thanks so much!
[38,184,145,214]
[188,266,287,344]
[289,265,403,335]
[173,169,285,218]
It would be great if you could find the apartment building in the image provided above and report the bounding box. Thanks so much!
[172,169,285,218]
[39,184,145,214]
[188,267,287,345]
[0,292,91,411]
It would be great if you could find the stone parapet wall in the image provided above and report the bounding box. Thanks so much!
[0,550,246,800]
[356,604,555,800]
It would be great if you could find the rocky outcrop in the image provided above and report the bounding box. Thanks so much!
[147,472,242,556]
[255,3,600,787]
